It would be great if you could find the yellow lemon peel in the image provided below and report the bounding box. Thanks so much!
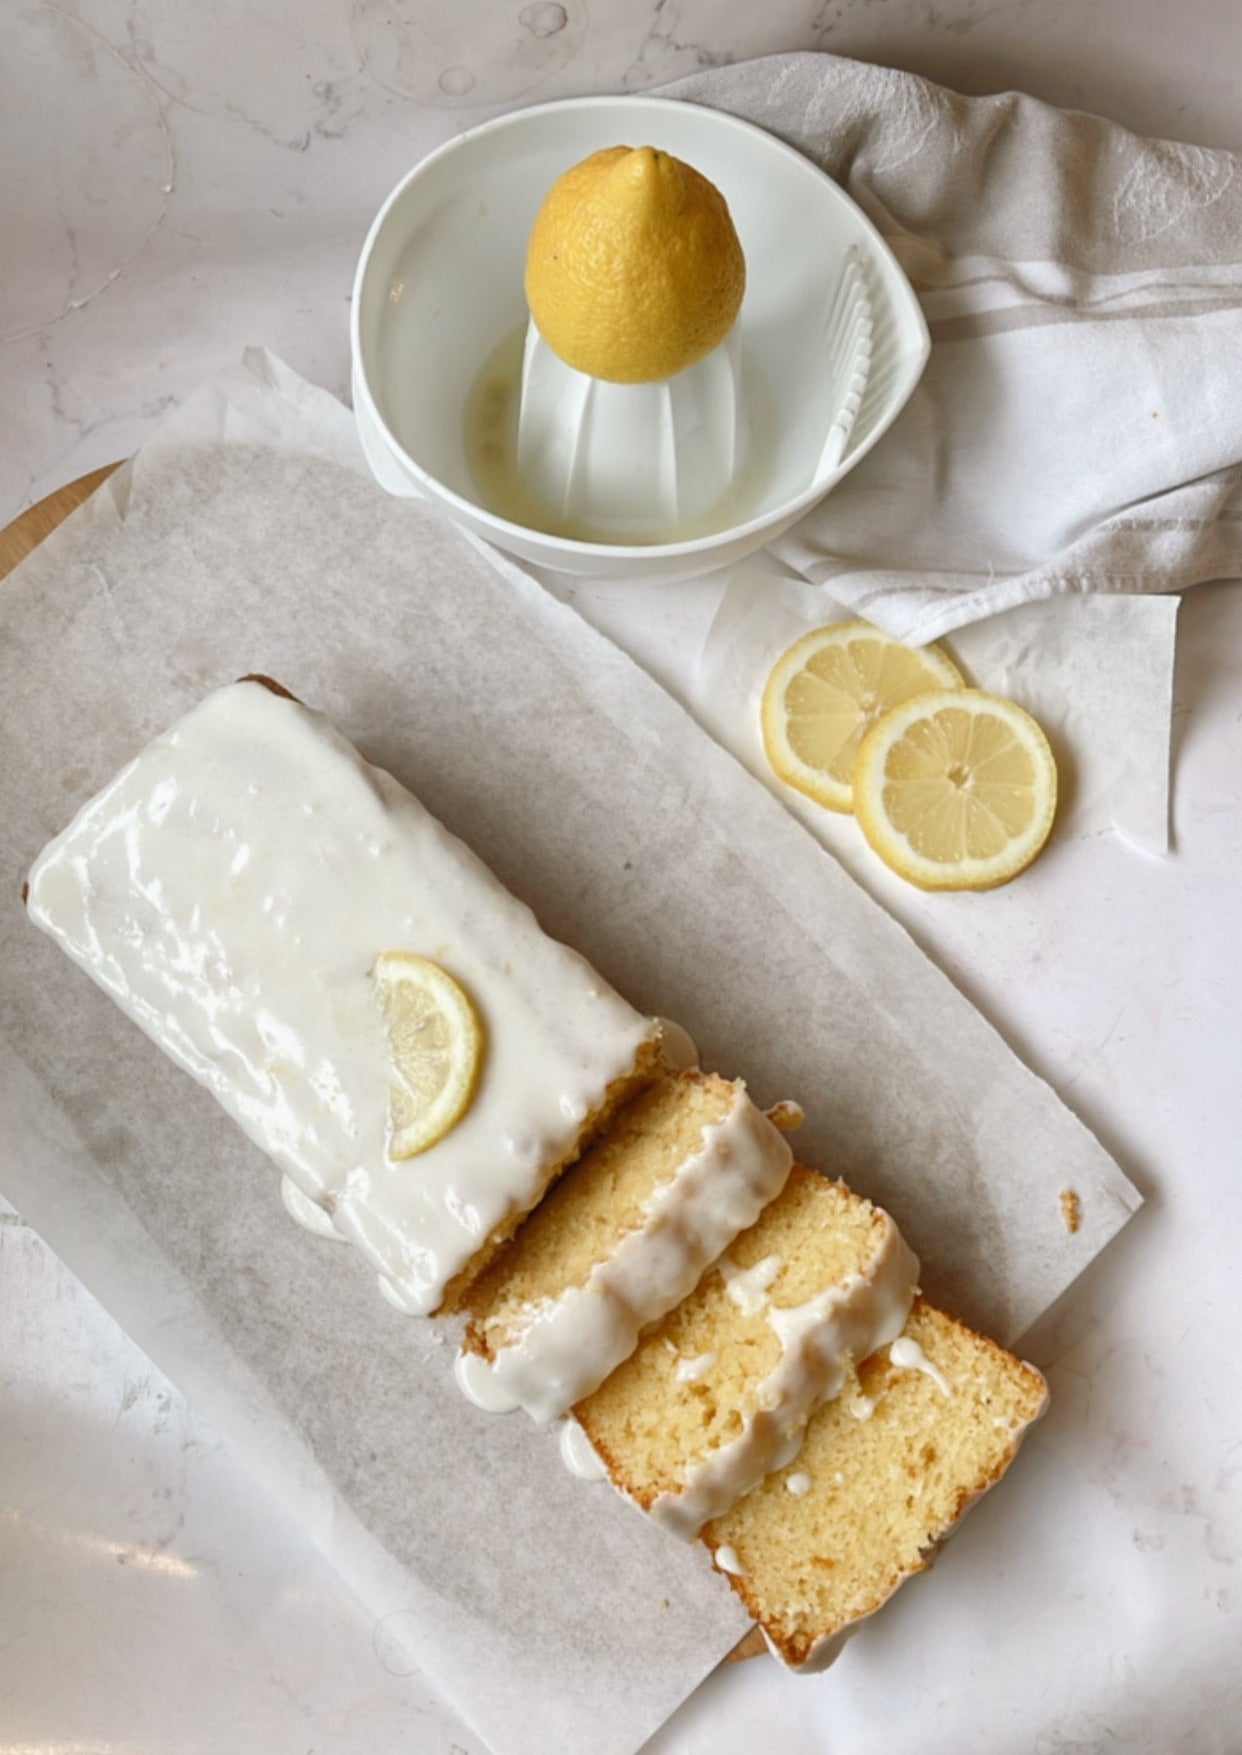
[525,144,745,384]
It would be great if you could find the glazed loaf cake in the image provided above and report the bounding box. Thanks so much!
[571,1162,1045,1664]
[461,1068,793,1420]
[26,679,1047,1679]
[24,679,661,1316]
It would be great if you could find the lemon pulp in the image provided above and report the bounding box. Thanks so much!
[853,689,1058,891]
[761,621,965,813]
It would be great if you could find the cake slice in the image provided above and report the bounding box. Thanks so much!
[24,679,660,1316]
[460,1069,793,1420]
[702,1299,1048,1669]
[575,1164,920,1535]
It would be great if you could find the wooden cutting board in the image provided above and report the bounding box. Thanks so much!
[0,464,121,583]
[0,457,769,1667]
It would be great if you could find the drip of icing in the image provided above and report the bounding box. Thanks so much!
[714,1544,744,1576]
[280,1174,345,1240]
[377,1274,425,1315]
[785,1471,812,1496]
[675,1350,717,1384]
[483,1089,792,1421]
[24,680,656,1320]
[655,1018,699,1071]
[890,1334,952,1395]
[650,1217,920,1537]
[454,1349,520,1413]
[770,1429,804,1472]
[559,1418,608,1480]
[718,1251,782,1316]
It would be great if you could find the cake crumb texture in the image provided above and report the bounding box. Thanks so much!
[703,1300,1048,1668]
[576,1166,892,1508]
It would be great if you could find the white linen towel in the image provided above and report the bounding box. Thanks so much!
[664,53,1242,642]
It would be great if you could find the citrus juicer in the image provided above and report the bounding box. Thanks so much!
[350,95,932,582]
[512,244,874,541]
[514,324,743,536]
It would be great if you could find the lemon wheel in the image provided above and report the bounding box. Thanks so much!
[761,621,965,813]
[371,952,483,1158]
[853,689,1058,891]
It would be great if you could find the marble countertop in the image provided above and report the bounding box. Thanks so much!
[3,5,1242,1753]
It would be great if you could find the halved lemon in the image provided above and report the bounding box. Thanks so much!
[372,952,483,1158]
[853,689,1057,891]
[760,621,965,812]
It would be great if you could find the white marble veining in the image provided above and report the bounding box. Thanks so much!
[4,6,1242,1755]
[5,0,1242,522]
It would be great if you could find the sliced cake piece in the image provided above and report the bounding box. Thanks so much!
[575,1164,919,1535]
[25,679,660,1317]
[460,1069,793,1421]
[702,1299,1048,1670]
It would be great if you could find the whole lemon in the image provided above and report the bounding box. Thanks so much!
[524,145,746,384]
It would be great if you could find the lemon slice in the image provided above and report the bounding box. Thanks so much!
[761,622,965,812]
[853,689,1058,891]
[372,952,482,1158]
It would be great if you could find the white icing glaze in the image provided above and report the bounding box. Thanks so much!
[890,1334,952,1395]
[377,1274,425,1314]
[785,1471,812,1496]
[655,1018,699,1071]
[675,1350,717,1384]
[280,1173,345,1240]
[718,1251,783,1316]
[558,1418,608,1480]
[454,1349,520,1413]
[769,1429,804,1472]
[26,682,655,1316]
[713,1544,744,1576]
[650,1217,920,1537]
[484,1088,792,1421]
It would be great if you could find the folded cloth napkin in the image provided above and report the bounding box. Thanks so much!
[663,53,1242,642]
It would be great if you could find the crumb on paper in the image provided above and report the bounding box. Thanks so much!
[1060,1188,1082,1234]
[766,1099,805,1133]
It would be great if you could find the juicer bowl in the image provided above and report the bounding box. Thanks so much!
[351,94,929,584]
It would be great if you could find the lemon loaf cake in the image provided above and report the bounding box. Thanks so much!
[576,1164,920,1536]
[459,1069,793,1421]
[702,1299,1048,1670]
[24,679,660,1316]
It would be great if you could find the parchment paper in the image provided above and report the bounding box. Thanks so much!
[0,354,1140,1755]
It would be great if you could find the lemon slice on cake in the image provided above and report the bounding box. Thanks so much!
[853,689,1057,891]
[761,621,965,813]
[372,952,482,1158]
